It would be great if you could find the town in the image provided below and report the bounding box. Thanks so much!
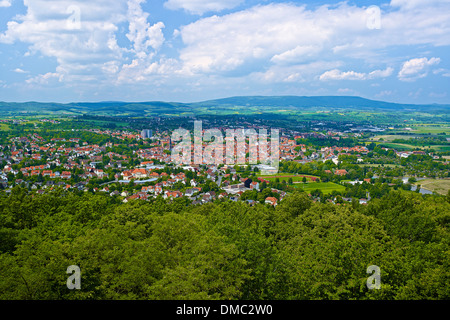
[1,114,449,206]
[0,104,449,302]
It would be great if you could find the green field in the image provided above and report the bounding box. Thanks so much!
[81,119,130,127]
[376,142,416,151]
[370,130,450,152]
[257,173,346,194]
[292,182,346,194]
[434,145,450,152]
[370,135,422,142]
[409,124,450,135]
[376,142,450,152]
[358,164,401,168]
[0,123,10,131]
[258,173,319,183]
[414,179,450,195]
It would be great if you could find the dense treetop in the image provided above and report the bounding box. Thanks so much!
[0,187,448,300]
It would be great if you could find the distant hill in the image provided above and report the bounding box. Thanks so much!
[0,96,449,116]
[192,96,449,111]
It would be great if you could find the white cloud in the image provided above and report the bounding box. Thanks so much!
[319,67,393,81]
[0,0,165,85]
[433,68,450,77]
[320,69,366,81]
[26,72,63,85]
[178,1,450,79]
[13,68,28,74]
[368,67,394,79]
[250,60,342,84]
[337,88,358,95]
[0,0,11,8]
[0,0,127,82]
[271,45,323,65]
[126,0,165,58]
[429,92,447,99]
[112,0,168,84]
[390,0,450,10]
[1,0,449,98]
[409,88,423,99]
[376,90,394,98]
[164,0,243,15]
[398,57,441,81]
[178,3,368,75]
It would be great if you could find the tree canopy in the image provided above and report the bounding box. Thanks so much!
[0,187,449,300]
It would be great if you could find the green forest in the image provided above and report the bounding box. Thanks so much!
[0,187,449,300]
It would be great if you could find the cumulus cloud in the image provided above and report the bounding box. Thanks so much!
[13,68,28,74]
[1,0,449,96]
[337,88,358,95]
[433,68,450,77]
[251,60,342,84]
[390,0,450,10]
[0,0,11,7]
[320,69,366,81]
[178,3,367,75]
[177,1,450,79]
[271,45,323,65]
[319,67,393,81]
[112,0,169,84]
[127,0,165,58]
[164,0,243,15]
[376,90,395,98]
[26,72,63,85]
[0,0,165,85]
[398,57,440,81]
[0,0,126,82]
[368,67,395,79]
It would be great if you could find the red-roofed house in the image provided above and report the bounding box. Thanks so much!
[265,197,278,206]
[122,171,133,180]
[61,171,72,179]
[132,168,148,179]
[42,170,52,177]
[334,169,348,176]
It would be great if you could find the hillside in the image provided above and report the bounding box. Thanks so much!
[0,96,449,116]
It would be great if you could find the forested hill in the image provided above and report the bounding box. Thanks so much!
[190,95,450,111]
[0,187,449,300]
[1,96,449,116]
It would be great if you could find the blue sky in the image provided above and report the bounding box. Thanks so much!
[0,0,449,104]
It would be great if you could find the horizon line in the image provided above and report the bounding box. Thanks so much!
[0,95,449,106]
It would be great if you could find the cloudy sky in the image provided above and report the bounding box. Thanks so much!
[0,0,449,103]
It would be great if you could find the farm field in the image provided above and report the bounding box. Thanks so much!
[434,145,450,152]
[387,128,449,135]
[368,133,450,151]
[82,119,130,127]
[358,164,401,168]
[257,173,319,183]
[376,142,416,150]
[414,179,450,195]
[408,124,450,135]
[375,142,450,152]
[370,135,422,142]
[292,182,346,194]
